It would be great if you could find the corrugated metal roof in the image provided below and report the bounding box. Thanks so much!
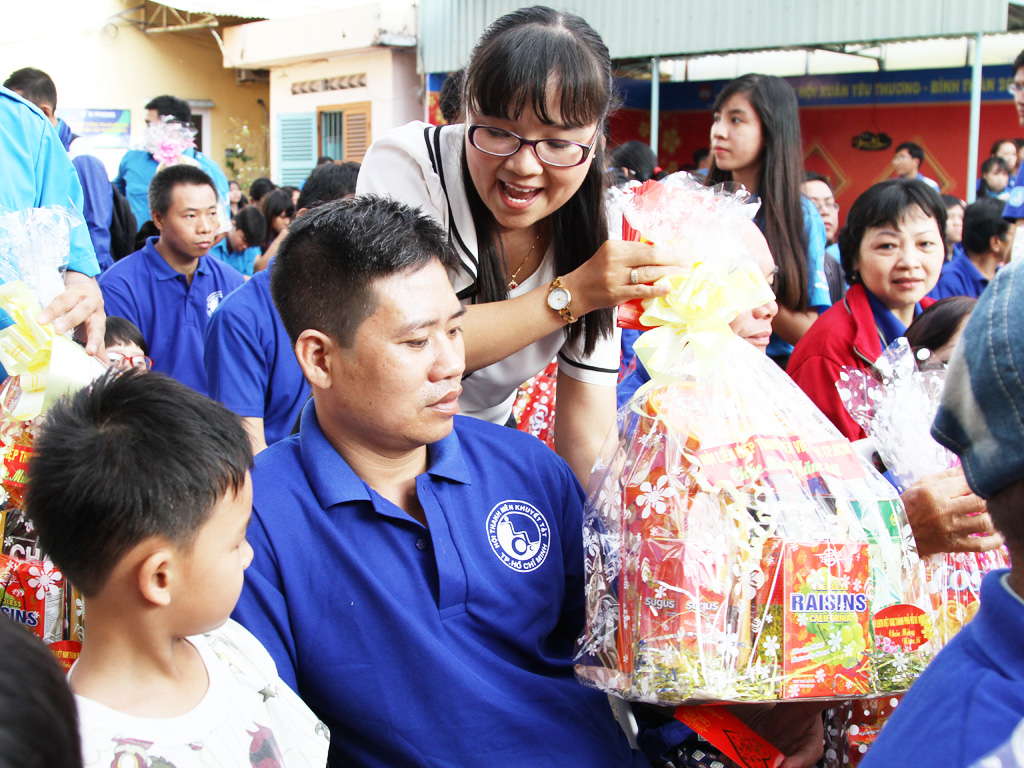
[155,0,368,20]
[418,0,1010,73]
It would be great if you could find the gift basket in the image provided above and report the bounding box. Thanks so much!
[838,339,1009,648]
[0,206,106,669]
[575,175,933,709]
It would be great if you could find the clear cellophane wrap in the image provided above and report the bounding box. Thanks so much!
[575,176,934,705]
[839,339,1009,648]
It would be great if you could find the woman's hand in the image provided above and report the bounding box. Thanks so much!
[561,240,683,316]
[902,467,1003,557]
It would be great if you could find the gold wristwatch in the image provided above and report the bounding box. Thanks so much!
[546,277,577,323]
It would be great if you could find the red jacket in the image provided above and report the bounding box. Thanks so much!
[788,284,935,441]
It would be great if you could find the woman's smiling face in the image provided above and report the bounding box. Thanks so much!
[465,91,599,233]
[855,205,944,321]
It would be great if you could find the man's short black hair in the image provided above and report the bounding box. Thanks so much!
[1014,48,1024,77]
[144,95,191,125]
[839,179,947,285]
[692,147,710,165]
[104,316,148,356]
[895,141,925,164]
[271,196,460,347]
[148,164,218,217]
[297,161,360,210]
[248,177,276,203]
[3,67,57,109]
[962,196,1011,255]
[804,170,834,191]
[234,206,267,249]
[317,155,334,165]
[24,371,252,596]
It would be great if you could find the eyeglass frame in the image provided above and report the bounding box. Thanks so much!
[107,351,154,370]
[466,123,601,168]
[1008,82,1024,96]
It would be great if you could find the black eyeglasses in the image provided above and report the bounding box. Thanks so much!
[467,124,600,168]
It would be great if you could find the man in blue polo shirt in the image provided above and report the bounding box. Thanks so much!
[931,197,1010,300]
[0,84,104,355]
[230,197,635,767]
[113,94,229,227]
[99,165,243,395]
[204,162,357,452]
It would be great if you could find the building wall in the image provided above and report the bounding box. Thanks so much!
[0,0,269,181]
[267,48,420,178]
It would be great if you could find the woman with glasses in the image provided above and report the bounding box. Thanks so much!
[357,6,677,483]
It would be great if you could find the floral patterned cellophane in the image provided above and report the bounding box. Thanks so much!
[574,178,933,705]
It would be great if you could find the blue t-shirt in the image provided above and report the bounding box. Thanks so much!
[765,196,831,359]
[864,288,921,346]
[861,571,1024,768]
[929,251,990,300]
[57,119,114,272]
[233,405,633,768]
[207,237,262,276]
[99,237,243,395]
[0,86,99,277]
[113,147,229,226]
[204,266,309,445]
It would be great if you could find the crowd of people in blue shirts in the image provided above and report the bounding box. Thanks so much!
[4,5,1024,767]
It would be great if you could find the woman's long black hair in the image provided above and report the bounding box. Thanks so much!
[707,74,811,312]
[460,5,614,355]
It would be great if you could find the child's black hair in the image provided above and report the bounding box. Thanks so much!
[0,617,81,768]
[103,316,148,356]
[234,207,267,250]
[24,371,252,596]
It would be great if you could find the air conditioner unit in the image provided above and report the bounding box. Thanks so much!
[236,68,270,84]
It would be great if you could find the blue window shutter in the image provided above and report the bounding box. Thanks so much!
[277,112,317,186]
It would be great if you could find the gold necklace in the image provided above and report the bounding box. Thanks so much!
[507,230,542,290]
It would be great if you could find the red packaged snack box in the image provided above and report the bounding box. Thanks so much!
[753,539,872,699]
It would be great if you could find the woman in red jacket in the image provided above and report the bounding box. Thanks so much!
[788,179,945,440]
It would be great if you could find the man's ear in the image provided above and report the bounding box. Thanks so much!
[137,546,176,607]
[151,209,165,232]
[295,329,339,390]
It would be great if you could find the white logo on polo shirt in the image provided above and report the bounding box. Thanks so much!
[485,500,550,572]
[206,290,224,316]
[1010,186,1024,209]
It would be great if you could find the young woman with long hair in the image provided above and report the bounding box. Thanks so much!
[706,74,831,368]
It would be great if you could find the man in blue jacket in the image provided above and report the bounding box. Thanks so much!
[113,94,228,227]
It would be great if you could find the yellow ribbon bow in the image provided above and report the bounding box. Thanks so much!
[633,259,775,383]
[0,281,105,422]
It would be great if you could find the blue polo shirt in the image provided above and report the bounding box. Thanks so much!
[207,237,262,276]
[929,252,990,300]
[113,147,229,225]
[861,571,1024,768]
[765,196,831,359]
[204,266,309,444]
[99,237,243,394]
[233,405,633,768]
[0,86,99,277]
[57,119,114,272]
[1005,169,1024,221]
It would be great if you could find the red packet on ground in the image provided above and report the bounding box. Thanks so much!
[675,705,784,768]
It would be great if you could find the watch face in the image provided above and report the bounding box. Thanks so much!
[547,287,570,311]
